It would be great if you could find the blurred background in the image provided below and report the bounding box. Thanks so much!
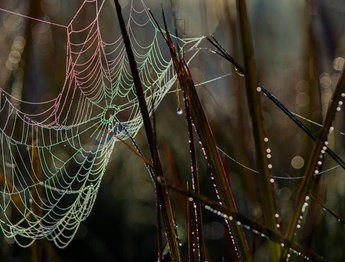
[0,0,344,261]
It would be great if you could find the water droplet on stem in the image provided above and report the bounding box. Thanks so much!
[235,67,245,77]
[176,107,183,115]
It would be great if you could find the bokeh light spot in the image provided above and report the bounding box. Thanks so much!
[291,155,304,169]
[333,57,345,71]
[296,92,310,107]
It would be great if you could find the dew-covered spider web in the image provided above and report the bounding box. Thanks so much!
[0,0,205,248]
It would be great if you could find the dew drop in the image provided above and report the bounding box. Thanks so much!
[235,67,245,77]
[302,201,309,212]
[243,225,250,230]
[176,107,183,115]
[256,86,262,92]
[264,137,269,142]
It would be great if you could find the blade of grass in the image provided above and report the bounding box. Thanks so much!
[235,0,281,260]
[183,80,206,261]
[114,1,182,260]
[309,194,345,225]
[206,36,345,169]
[186,187,194,262]
[163,142,206,261]
[157,177,328,262]
[280,66,345,261]
[159,11,251,261]
[155,188,163,262]
[300,2,326,252]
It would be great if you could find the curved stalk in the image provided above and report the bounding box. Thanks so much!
[235,0,281,260]
[280,63,345,261]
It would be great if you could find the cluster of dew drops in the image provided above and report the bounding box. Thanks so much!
[173,66,345,261]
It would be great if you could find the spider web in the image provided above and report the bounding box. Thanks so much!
[0,0,204,248]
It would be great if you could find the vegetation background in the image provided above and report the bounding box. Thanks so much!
[0,0,344,261]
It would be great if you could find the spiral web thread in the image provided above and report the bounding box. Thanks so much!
[0,0,204,248]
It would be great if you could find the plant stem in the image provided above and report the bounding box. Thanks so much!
[160,178,327,262]
[114,1,181,260]
[280,63,345,261]
[160,13,251,260]
[235,0,281,260]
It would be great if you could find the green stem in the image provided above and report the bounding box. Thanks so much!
[280,63,345,261]
[235,0,281,260]
[160,178,327,262]
[160,14,251,259]
[114,1,181,261]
